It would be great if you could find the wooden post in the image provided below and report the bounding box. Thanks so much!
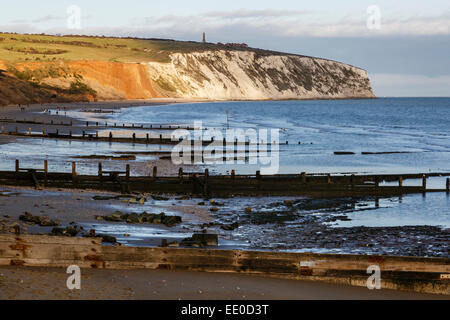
[178,168,183,183]
[153,167,157,179]
[44,160,48,184]
[146,133,149,143]
[96,131,98,139]
[327,174,332,184]
[132,133,136,141]
[399,176,403,188]
[422,175,427,191]
[72,162,77,176]
[256,170,261,190]
[86,121,89,127]
[159,134,163,142]
[231,170,235,180]
[446,178,449,194]
[42,128,45,135]
[301,172,306,184]
[109,132,113,140]
[98,163,103,176]
[204,169,209,194]
[28,128,31,135]
[126,164,130,181]
[15,160,19,172]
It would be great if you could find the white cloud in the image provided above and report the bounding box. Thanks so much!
[136,11,450,38]
[2,9,449,38]
[204,9,308,19]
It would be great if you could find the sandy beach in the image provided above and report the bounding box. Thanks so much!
[0,266,447,300]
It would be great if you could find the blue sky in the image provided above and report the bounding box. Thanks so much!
[1,0,449,96]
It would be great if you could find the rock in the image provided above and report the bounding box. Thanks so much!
[152,195,169,201]
[168,241,179,248]
[98,234,117,243]
[50,226,80,237]
[221,222,239,231]
[96,211,181,227]
[245,207,252,213]
[181,233,218,247]
[19,212,59,227]
[210,207,219,212]
[162,215,182,227]
[284,200,293,207]
[210,200,224,207]
[92,195,119,201]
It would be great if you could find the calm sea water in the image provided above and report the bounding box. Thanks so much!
[69,97,450,177]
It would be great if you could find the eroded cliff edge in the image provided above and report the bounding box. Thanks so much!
[0,50,375,105]
[146,51,375,100]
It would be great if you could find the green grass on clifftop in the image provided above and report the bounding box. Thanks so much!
[0,32,286,64]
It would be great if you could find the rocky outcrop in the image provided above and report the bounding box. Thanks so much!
[0,49,375,105]
[145,50,375,100]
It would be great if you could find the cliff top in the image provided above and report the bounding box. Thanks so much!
[0,32,357,68]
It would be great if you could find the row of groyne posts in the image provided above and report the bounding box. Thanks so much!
[5,159,450,196]
[0,117,199,130]
[0,118,300,146]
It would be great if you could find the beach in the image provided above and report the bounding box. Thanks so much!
[1,266,447,300]
[0,98,448,299]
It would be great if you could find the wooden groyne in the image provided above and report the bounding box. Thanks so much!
[0,128,263,146]
[0,234,448,295]
[0,117,199,131]
[2,160,450,196]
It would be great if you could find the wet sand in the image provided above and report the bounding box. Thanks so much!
[0,266,447,300]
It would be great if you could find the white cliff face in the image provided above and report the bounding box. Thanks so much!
[146,50,375,100]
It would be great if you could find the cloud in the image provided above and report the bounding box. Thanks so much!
[204,9,308,19]
[31,15,64,24]
[134,10,450,39]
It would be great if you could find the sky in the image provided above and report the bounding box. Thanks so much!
[1,0,449,97]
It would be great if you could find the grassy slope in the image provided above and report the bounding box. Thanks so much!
[0,32,286,64]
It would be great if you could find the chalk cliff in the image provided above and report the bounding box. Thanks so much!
[0,50,375,105]
[145,50,375,100]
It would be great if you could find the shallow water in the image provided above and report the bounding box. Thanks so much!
[65,98,450,176]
